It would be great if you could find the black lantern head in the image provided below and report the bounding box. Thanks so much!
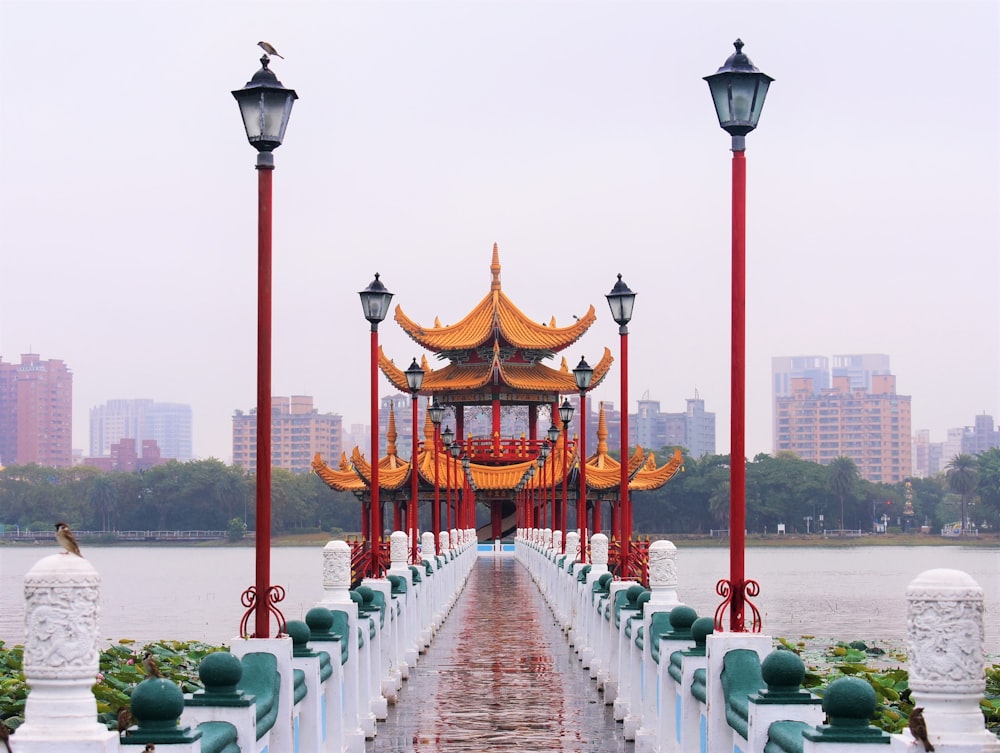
[359,273,394,326]
[559,398,575,426]
[573,356,594,392]
[441,425,455,448]
[405,358,425,393]
[606,273,637,328]
[547,422,561,444]
[449,442,461,459]
[428,398,445,426]
[704,39,773,140]
[232,56,297,155]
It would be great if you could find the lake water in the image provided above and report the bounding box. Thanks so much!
[1,544,997,658]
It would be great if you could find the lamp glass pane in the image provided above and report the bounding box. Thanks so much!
[261,90,290,142]
[237,93,264,140]
[749,79,770,127]
[710,81,731,125]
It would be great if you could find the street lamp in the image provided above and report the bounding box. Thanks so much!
[538,441,551,529]
[404,358,424,564]
[607,273,636,577]
[427,399,445,554]
[573,357,594,559]
[559,398,574,553]
[461,454,472,530]
[449,438,461,534]
[705,39,772,632]
[360,273,394,578]
[232,53,297,639]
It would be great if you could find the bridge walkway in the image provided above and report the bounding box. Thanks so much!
[370,554,630,752]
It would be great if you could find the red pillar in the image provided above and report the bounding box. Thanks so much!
[370,329,381,577]
[619,327,631,577]
[492,397,501,455]
[410,393,420,563]
[730,146,747,631]
[578,393,588,561]
[561,424,569,553]
[432,423,441,554]
[254,163,273,638]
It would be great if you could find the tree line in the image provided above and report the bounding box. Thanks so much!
[630,448,1000,535]
[0,449,997,537]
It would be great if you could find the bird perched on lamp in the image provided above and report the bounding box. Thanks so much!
[55,522,82,557]
[257,41,284,58]
[909,707,934,751]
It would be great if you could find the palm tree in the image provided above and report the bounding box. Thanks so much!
[945,454,978,534]
[827,456,859,531]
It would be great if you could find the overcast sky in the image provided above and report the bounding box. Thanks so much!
[1,0,997,464]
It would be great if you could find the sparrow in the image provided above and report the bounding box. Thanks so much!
[55,522,82,556]
[909,706,934,752]
[257,41,284,59]
[142,651,164,678]
[0,719,11,753]
[117,705,133,733]
[144,745,156,752]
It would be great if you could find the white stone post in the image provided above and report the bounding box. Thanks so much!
[14,554,118,752]
[647,539,680,608]
[892,568,1000,753]
[317,540,367,750]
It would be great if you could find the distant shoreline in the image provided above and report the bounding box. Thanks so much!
[2,532,996,549]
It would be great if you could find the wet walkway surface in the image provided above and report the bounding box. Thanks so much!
[370,555,632,753]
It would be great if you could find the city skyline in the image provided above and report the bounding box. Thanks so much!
[1,2,996,465]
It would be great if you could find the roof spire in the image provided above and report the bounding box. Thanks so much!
[490,242,501,291]
[597,402,609,455]
[386,404,398,457]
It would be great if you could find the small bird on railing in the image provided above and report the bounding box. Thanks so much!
[117,705,133,734]
[143,745,157,752]
[909,707,934,751]
[257,41,284,58]
[55,522,82,557]
[142,651,164,678]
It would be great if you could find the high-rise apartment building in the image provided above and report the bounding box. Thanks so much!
[630,394,716,458]
[89,399,193,461]
[0,353,73,467]
[232,396,342,473]
[774,373,912,482]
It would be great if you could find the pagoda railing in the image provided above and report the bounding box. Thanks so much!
[610,536,651,586]
[349,536,391,587]
[461,436,575,464]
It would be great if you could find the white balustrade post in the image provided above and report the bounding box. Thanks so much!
[893,569,1000,753]
[14,554,118,752]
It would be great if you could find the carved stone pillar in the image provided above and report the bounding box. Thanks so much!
[320,540,352,605]
[647,539,680,607]
[15,554,117,751]
[903,568,1000,752]
[389,531,408,569]
[590,533,609,567]
[565,531,581,563]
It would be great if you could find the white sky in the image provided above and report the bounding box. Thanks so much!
[1,0,997,463]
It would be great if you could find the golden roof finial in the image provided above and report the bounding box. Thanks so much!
[386,404,398,457]
[490,242,501,291]
[596,401,608,455]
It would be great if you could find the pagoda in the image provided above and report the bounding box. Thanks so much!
[314,244,681,573]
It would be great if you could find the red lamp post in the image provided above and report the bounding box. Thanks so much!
[538,441,550,529]
[427,399,445,553]
[449,439,461,534]
[705,39,773,632]
[442,425,454,535]
[606,273,637,577]
[559,398,574,553]
[360,273,394,578]
[461,454,472,530]
[405,358,425,564]
[232,53,297,639]
[573,357,594,559]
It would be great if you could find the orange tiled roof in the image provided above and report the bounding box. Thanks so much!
[380,347,614,395]
[394,244,596,354]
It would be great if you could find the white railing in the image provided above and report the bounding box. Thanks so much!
[514,527,1000,753]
